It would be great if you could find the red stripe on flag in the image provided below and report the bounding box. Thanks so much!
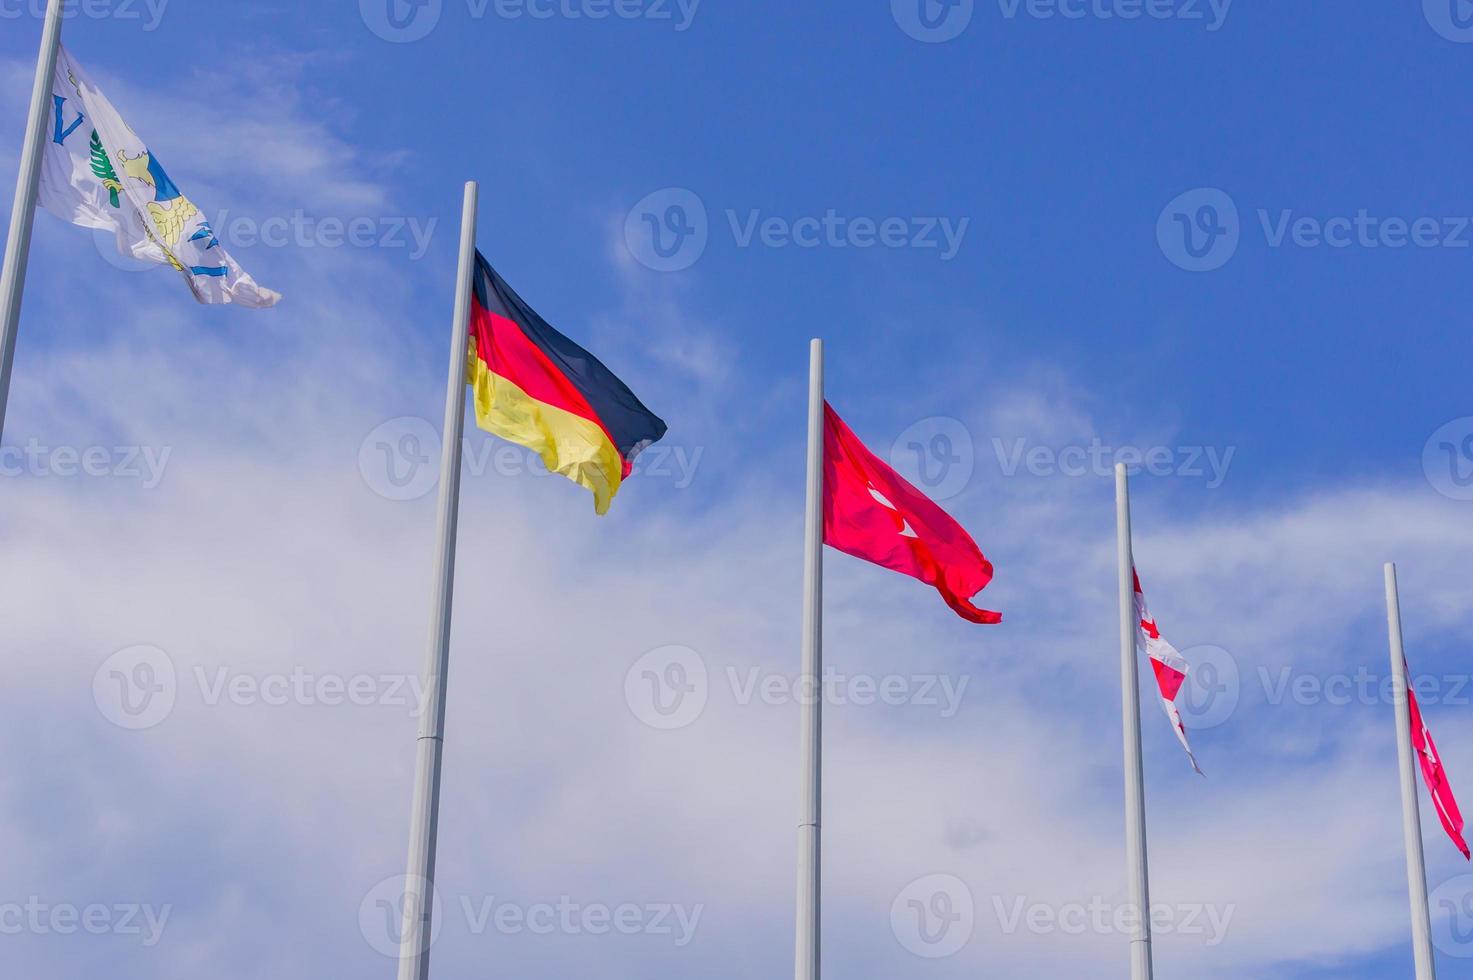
[470,302,630,476]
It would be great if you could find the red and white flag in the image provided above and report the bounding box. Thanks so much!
[1133,569,1203,775]
[1405,667,1470,860]
[822,403,1000,624]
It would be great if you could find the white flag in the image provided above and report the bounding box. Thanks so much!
[37,47,279,308]
[1133,568,1204,776]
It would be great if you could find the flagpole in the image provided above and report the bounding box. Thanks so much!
[396,180,478,980]
[1115,464,1154,980]
[794,338,824,980]
[1385,563,1438,980]
[0,0,65,445]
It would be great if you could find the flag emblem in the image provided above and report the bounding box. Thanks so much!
[37,47,279,307]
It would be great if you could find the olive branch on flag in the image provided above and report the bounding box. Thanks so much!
[88,130,123,208]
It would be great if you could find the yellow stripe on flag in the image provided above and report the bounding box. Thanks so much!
[466,352,624,515]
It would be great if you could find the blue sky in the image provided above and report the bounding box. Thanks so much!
[2,2,1473,978]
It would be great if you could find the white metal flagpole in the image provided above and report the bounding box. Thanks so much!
[0,0,66,445]
[1115,463,1154,980]
[1385,562,1438,980]
[396,180,479,980]
[794,338,824,980]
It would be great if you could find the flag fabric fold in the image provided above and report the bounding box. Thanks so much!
[37,46,279,308]
[822,402,999,624]
[1405,668,1470,860]
[1133,569,1204,775]
[466,251,667,515]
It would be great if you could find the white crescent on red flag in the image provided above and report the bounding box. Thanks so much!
[1133,569,1204,776]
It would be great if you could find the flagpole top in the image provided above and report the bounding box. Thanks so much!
[1115,462,1129,478]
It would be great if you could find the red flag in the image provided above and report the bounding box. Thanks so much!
[822,402,1000,624]
[1406,669,1471,860]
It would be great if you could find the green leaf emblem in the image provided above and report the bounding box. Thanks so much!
[88,130,124,209]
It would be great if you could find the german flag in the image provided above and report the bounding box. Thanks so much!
[466,252,667,514]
